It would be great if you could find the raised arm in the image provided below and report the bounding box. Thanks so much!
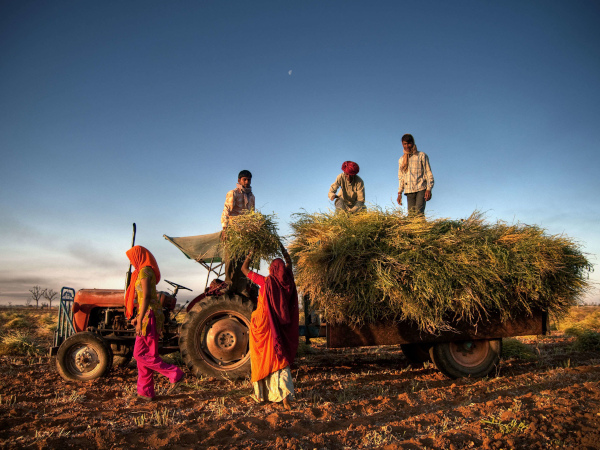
[241,252,253,277]
[280,242,293,270]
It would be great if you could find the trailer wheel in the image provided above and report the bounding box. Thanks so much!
[179,294,253,379]
[56,332,113,382]
[400,343,432,365]
[430,339,501,379]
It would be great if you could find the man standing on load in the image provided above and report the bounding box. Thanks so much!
[397,134,434,215]
[221,170,255,296]
[328,161,365,213]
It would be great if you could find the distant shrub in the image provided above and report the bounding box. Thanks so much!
[502,338,537,360]
[5,316,31,330]
[572,330,600,352]
[556,309,600,333]
[563,324,586,338]
[39,313,56,327]
[580,311,600,330]
[0,331,43,356]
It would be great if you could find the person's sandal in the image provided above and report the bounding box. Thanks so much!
[137,394,155,402]
[167,376,185,394]
[282,396,293,410]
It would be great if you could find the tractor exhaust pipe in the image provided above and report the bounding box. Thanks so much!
[124,223,136,295]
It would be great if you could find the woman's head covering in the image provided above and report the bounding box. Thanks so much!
[124,246,161,319]
[269,258,292,287]
[264,258,299,366]
[341,161,359,176]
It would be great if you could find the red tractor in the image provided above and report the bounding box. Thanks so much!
[51,230,257,382]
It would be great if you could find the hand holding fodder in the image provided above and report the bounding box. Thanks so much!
[220,211,283,262]
[289,209,592,332]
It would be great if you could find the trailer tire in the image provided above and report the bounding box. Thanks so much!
[430,339,501,379]
[179,294,253,380]
[401,343,432,365]
[56,332,113,382]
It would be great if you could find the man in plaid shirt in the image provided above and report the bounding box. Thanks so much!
[221,170,255,296]
[396,134,434,215]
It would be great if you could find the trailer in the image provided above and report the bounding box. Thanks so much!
[165,232,548,379]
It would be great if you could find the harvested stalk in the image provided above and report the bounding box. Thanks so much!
[221,210,282,262]
[289,209,592,332]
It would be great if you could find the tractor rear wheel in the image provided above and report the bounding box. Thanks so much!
[429,339,502,379]
[56,332,113,381]
[179,294,253,379]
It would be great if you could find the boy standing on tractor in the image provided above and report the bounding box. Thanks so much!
[221,170,255,296]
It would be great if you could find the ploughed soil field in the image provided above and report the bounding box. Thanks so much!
[1,314,600,449]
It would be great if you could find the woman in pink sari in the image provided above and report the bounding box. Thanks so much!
[125,246,184,401]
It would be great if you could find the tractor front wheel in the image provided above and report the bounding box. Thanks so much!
[56,332,113,382]
[179,294,253,379]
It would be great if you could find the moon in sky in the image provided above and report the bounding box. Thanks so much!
[288,70,292,75]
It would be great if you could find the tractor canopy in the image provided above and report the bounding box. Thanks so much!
[164,232,224,263]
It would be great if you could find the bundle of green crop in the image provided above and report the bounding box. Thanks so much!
[289,209,592,332]
[221,210,283,262]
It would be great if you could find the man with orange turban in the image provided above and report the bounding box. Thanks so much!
[328,161,365,212]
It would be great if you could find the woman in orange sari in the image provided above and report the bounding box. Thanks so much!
[242,245,299,409]
[125,246,184,401]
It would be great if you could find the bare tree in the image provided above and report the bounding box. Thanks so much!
[43,289,58,309]
[26,297,32,307]
[29,286,44,308]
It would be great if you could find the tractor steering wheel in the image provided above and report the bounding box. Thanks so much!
[164,279,192,295]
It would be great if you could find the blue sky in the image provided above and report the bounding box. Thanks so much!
[1,0,599,305]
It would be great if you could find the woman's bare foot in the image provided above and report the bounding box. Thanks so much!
[282,396,293,410]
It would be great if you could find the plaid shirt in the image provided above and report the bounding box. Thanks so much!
[398,151,434,194]
[221,187,255,228]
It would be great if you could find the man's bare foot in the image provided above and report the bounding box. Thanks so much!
[282,396,292,410]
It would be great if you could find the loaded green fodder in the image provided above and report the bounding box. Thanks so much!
[289,209,592,332]
[221,210,282,262]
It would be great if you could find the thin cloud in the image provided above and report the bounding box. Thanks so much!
[67,242,121,269]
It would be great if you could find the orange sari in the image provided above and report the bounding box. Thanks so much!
[248,272,288,382]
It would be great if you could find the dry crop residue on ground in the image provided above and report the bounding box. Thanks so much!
[1,308,600,449]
